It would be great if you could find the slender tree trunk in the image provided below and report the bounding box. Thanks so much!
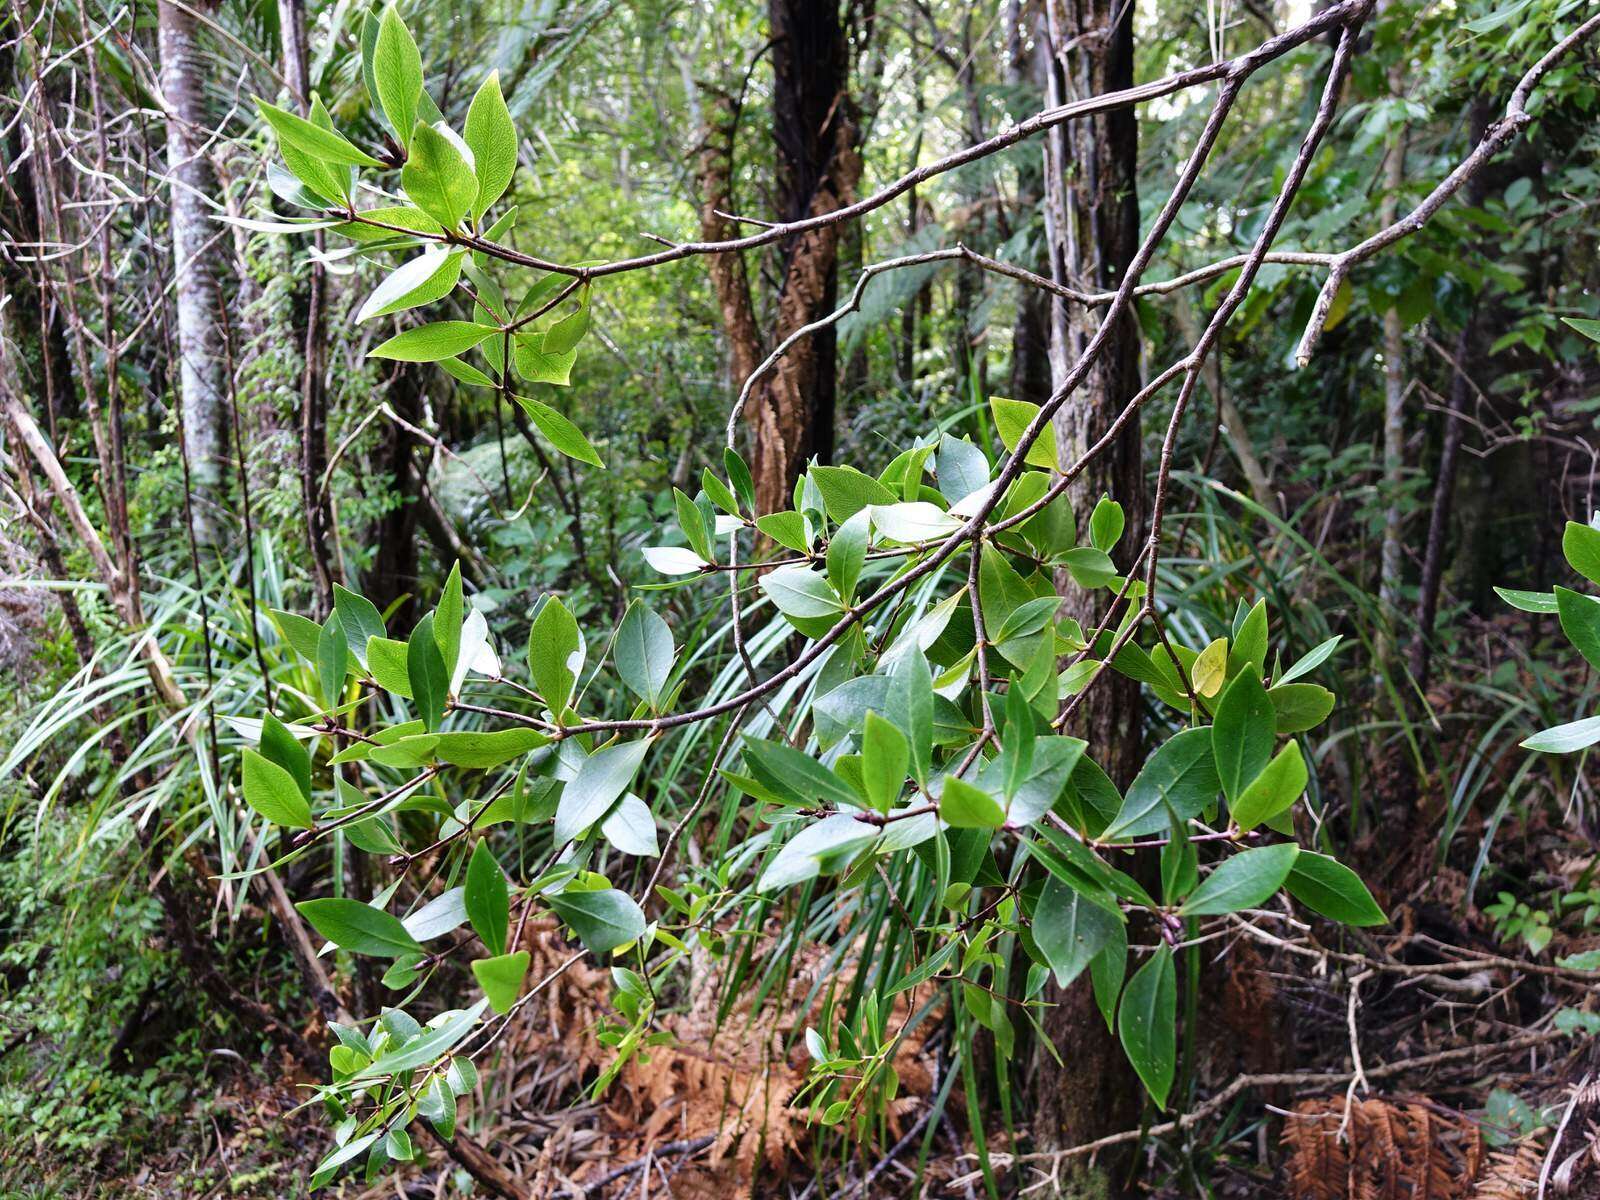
[1031,2,1146,1192]
[277,0,340,612]
[157,0,228,545]
[1377,67,1407,662]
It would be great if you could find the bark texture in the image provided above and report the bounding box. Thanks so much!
[1031,1,1146,1191]
[158,0,228,545]
[695,1,862,514]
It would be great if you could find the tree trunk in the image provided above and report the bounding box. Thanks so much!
[157,0,228,546]
[277,0,340,612]
[1031,1,1146,1191]
[747,0,861,513]
[1377,62,1407,663]
[363,366,425,628]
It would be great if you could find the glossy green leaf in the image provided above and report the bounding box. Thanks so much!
[546,887,645,953]
[332,585,385,666]
[356,248,463,322]
[1103,728,1219,840]
[402,121,477,230]
[367,636,414,698]
[1212,669,1274,803]
[1180,843,1299,916]
[512,395,602,467]
[990,396,1057,469]
[256,97,383,167]
[472,951,529,1014]
[1286,851,1387,926]
[614,601,674,708]
[861,711,909,814]
[553,740,650,845]
[1230,741,1307,831]
[1556,586,1600,670]
[259,713,311,801]
[408,612,448,730]
[317,613,348,707]
[940,776,1005,829]
[370,321,494,361]
[529,596,581,714]
[464,841,508,955]
[372,5,422,142]
[1118,946,1175,1108]
[463,70,516,218]
[297,897,423,957]
[1267,683,1335,734]
[434,563,463,686]
[241,748,313,828]
[1522,714,1600,753]
[1034,875,1121,988]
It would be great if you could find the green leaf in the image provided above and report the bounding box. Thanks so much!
[463,70,516,218]
[317,614,349,707]
[356,248,463,322]
[431,728,548,768]
[614,602,674,708]
[242,748,314,828]
[1277,634,1343,684]
[861,712,909,814]
[353,1001,487,1078]
[1103,728,1219,840]
[1522,714,1600,753]
[255,97,383,167]
[402,122,477,230]
[543,299,591,356]
[600,794,659,857]
[407,613,448,730]
[1228,599,1268,677]
[742,738,860,809]
[827,510,869,601]
[332,584,385,667]
[372,5,422,143]
[529,596,581,714]
[271,608,324,663]
[809,465,896,522]
[259,713,311,800]
[438,355,498,388]
[759,566,841,619]
[434,563,464,686]
[472,951,529,1014]
[464,841,509,955]
[370,321,494,361]
[554,740,650,844]
[367,636,414,698]
[1267,683,1335,734]
[1556,585,1600,671]
[512,394,602,467]
[297,897,423,957]
[546,887,645,953]
[940,776,1006,829]
[1212,669,1274,803]
[1088,496,1124,551]
[1495,587,1558,614]
[757,813,878,892]
[1118,946,1176,1107]
[1180,843,1299,916]
[1562,316,1600,344]
[755,511,808,552]
[990,396,1057,469]
[511,337,577,385]
[1034,875,1121,988]
[1231,742,1307,831]
[1285,852,1386,926]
